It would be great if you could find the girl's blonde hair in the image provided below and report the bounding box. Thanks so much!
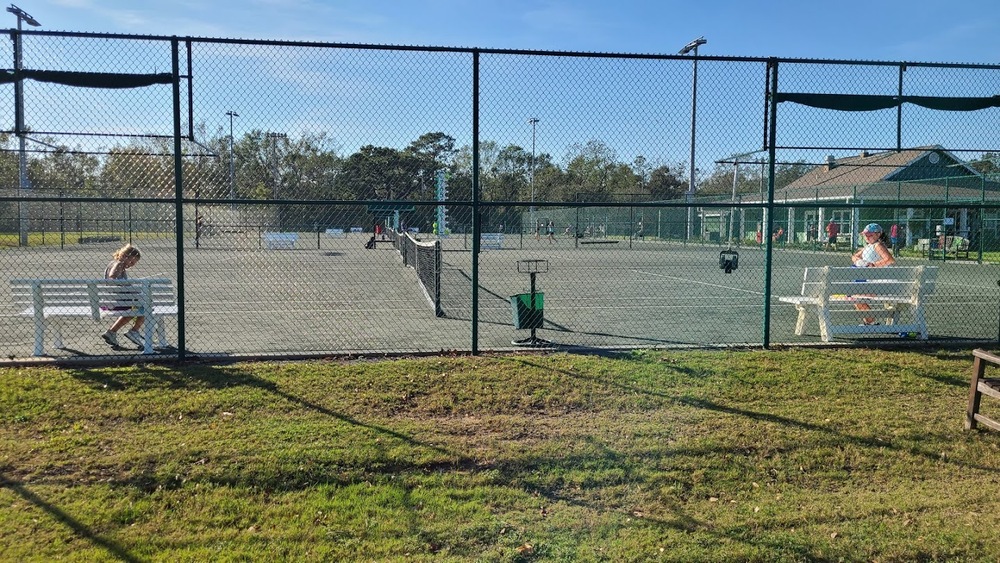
[113,243,141,261]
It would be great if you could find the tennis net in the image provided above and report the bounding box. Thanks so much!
[391,230,443,317]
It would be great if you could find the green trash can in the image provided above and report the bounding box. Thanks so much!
[510,292,544,329]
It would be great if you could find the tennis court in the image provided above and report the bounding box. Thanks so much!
[1,232,996,361]
[443,236,999,348]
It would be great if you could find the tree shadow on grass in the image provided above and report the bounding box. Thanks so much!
[66,363,457,459]
[513,356,1000,473]
[0,473,141,563]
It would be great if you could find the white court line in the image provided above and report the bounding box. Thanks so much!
[631,269,764,296]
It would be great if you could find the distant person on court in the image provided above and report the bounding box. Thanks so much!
[100,243,145,348]
[547,220,555,243]
[195,215,204,246]
[851,223,895,325]
[825,220,840,250]
[889,223,900,256]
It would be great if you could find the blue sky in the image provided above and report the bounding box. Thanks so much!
[18,0,1000,64]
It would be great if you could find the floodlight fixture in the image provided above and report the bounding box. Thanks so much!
[7,4,40,26]
[715,148,767,165]
[678,36,706,55]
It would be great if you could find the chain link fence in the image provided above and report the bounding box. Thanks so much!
[2,30,999,360]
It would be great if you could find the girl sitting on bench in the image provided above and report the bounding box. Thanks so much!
[851,223,895,325]
[100,243,146,348]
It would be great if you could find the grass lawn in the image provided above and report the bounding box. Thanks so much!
[2,348,999,562]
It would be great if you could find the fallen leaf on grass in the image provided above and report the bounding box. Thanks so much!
[517,543,534,555]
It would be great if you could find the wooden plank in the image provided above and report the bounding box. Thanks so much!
[978,380,1000,401]
[973,414,1000,432]
[973,348,1000,364]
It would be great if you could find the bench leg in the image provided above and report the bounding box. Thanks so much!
[32,316,45,356]
[155,319,168,348]
[816,307,832,342]
[793,305,807,335]
[142,319,155,355]
[914,306,928,339]
[967,356,985,430]
[53,324,64,350]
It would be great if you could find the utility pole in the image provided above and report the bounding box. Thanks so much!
[679,36,706,241]
[8,4,40,246]
[226,110,239,208]
[528,117,539,229]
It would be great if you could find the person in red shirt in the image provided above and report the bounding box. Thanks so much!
[825,220,840,251]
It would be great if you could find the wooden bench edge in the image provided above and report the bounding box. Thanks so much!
[973,348,1000,365]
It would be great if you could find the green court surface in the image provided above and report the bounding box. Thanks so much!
[1,234,996,360]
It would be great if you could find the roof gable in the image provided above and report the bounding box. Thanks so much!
[783,147,947,190]
[760,146,1000,203]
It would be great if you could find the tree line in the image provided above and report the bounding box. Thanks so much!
[13,129,986,232]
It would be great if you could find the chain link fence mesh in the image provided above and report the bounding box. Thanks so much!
[2,31,999,360]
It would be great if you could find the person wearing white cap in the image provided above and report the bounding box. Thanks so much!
[851,223,895,325]
[851,223,894,268]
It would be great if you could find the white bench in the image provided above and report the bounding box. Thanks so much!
[480,233,504,250]
[324,228,346,238]
[263,232,298,249]
[777,266,937,342]
[10,278,177,356]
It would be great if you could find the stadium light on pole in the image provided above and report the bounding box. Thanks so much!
[226,110,239,207]
[8,4,40,247]
[679,36,706,241]
[528,117,539,229]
